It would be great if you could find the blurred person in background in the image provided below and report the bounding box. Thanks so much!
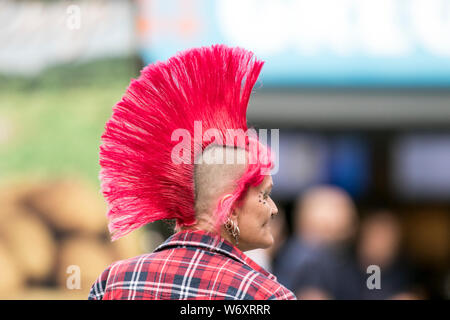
[274,185,360,299]
[356,210,424,299]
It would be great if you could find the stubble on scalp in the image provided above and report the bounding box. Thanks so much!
[193,145,248,222]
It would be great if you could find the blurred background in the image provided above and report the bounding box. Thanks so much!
[0,0,449,299]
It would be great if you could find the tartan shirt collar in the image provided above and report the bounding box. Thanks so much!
[154,229,276,281]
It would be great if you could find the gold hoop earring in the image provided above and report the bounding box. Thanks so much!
[225,217,240,246]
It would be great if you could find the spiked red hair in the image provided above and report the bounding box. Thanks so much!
[99,44,272,240]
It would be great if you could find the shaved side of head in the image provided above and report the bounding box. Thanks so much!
[193,145,248,225]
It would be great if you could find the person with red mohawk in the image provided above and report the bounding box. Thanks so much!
[88,44,296,300]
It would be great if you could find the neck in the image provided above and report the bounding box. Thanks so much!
[180,218,239,248]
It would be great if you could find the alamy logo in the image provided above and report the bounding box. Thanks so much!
[170,121,279,175]
[66,265,81,289]
[366,265,381,290]
[66,5,81,30]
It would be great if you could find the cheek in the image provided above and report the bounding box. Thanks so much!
[257,196,271,219]
[238,205,263,232]
[238,192,271,230]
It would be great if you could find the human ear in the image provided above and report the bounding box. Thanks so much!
[229,207,239,220]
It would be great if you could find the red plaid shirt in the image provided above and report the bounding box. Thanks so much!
[88,229,296,300]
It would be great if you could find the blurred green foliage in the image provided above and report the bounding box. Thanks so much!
[0,56,140,184]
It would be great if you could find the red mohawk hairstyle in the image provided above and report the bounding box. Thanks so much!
[99,44,266,240]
